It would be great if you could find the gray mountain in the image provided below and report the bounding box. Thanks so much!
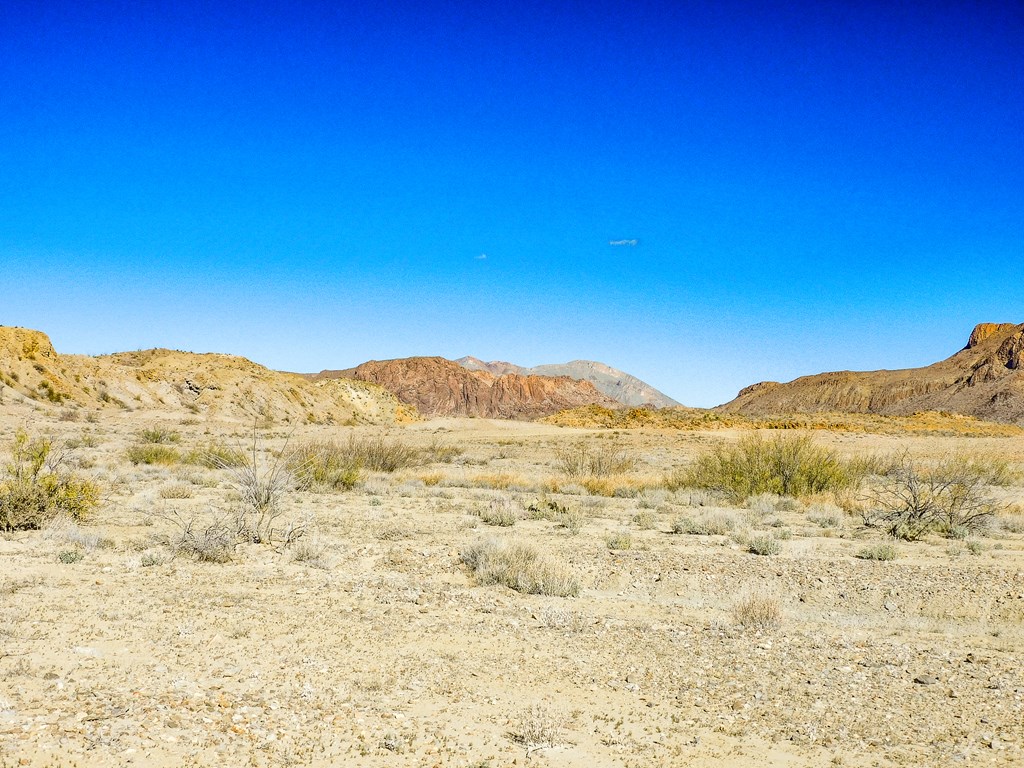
[454,356,680,408]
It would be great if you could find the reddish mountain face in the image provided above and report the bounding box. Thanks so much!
[312,356,620,419]
[719,323,1024,423]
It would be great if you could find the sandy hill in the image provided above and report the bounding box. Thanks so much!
[719,322,1024,423]
[0,326,416,425]
[312,356,620,419]
[455,356,680,408]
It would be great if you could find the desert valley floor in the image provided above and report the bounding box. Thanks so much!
[2,401,1023,767]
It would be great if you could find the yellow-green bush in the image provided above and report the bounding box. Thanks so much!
[0,430,100,531]
[677,433,851,502]
[126,444,181,465]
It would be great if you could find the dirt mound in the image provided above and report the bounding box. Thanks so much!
[720,322,1024,423]
[0,326,416,425]
[314,356,620,419]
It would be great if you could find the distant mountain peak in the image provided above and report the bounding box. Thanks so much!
[454,357,680,408]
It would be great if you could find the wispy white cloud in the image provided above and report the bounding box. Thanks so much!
[609,239,638,246]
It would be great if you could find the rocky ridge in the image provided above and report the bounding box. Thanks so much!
[0,326,415,425]
[719,323,1024,423]
[314,356,620,419]
[456,356,680,408]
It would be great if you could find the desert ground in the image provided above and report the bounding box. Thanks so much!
[2,400,1023,767]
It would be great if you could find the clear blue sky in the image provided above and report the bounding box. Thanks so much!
[1,1,1021,407]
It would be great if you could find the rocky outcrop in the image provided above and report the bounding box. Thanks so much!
[453,357,680,408]
[0,326,415,425]
[719,323,1024,423]
[317,356,620,419]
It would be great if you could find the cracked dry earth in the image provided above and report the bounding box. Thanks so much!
[1,408,1023,767]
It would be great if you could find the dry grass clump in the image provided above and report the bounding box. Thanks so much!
[856,542,899,561]
[139,427,180,444]
[461,538,580,597]
[605,531,633,550]
[288,440,361,491]
[747,534,781,556]
[681,433,851,502]
[342,434,420,472]
[671,510,736,536]
[555,442,636,478]
[478,495,520,526]
[732,593,782,630]
[0,430,100,531]
[159,482,194,499]
[510,704,564,749]
[185,440,248,468]
[126,443,181,465]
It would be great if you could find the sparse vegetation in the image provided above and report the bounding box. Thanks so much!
[747,534,781,556]
[732,593,782,630]
[856,542,899,561]
[671,511,736,536]
[0,429,100,531]
[126,443,181,465]
[479,495,520,526]
[555,442,636,478]
[605,531,633,550]
[461,538,579,597]
[288,440,362,491]
[862,452,1004,541]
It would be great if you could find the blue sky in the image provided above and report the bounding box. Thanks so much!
[1,1,1021,407]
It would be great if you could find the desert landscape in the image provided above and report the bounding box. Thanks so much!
[2,325,1024,767]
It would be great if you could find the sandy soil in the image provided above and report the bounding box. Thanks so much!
[2,402,1023,767]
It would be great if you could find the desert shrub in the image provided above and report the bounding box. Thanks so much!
[159,483,194,499]
[0,430,100,531]
[167,512,236,563]
[140,427,180,444]
[732,593,782,630]
[345,434,420,472]
[461,538,579,597]
[185,440,248,468]
[555,443,636,478]
[58,549,83,564]
[856,542,899,561]
[683,434,851,502]
[747,534,781,556]
[558,506,586,535]
[126,444,180,465]
[862,452,1003,541]
[807,502,844,528]
[223,436,294,544]
[288,440,361,491]
[422,438,463,463]
[605,531,633,550]
[479,495,520,526]
[671,510,735,535]
[632,509,656,529]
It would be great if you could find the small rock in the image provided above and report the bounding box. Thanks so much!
[914,675,939,685]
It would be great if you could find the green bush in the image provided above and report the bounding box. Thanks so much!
[0,430,100,531]
[681,434,851,502]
